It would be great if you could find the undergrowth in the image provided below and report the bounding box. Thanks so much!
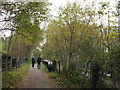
[2,61,31,88]
[49,69,91,88]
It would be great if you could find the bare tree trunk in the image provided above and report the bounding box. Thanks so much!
[68,25,74,65]
[118,1,120,44]
[17,42,20,68]
[5,31,13,71]
[61,49,64,71]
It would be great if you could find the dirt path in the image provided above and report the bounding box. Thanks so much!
[17,64,59,88]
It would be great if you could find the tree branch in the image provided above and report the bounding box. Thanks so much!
[0,28,32,41]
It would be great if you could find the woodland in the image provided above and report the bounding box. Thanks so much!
[0,0,120,88]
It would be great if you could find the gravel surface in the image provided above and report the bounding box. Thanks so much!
[17,64,59,88]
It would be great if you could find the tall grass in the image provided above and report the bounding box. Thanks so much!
[2,61,31,88]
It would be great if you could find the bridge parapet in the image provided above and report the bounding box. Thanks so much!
[42,60,53,71]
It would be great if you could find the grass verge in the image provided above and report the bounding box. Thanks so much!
[2,61,31,88]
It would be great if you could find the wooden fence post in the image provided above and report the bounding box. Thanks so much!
[58,61,60,75]
[53,60,56,72]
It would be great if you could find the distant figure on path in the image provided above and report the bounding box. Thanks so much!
[31,56,35,67]
[37,55,42,69]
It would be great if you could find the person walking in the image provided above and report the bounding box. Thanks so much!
[37,55,42,69]
[31,56,35,67]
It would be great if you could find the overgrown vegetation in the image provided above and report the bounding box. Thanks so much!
[49,69,90,88]
[41,1,119,88]
[0,0,119,89]
[2,61,31,88]
[1,1,50,71]
[0,1,50,88]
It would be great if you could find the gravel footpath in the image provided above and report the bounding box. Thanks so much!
[17,64,59,88]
